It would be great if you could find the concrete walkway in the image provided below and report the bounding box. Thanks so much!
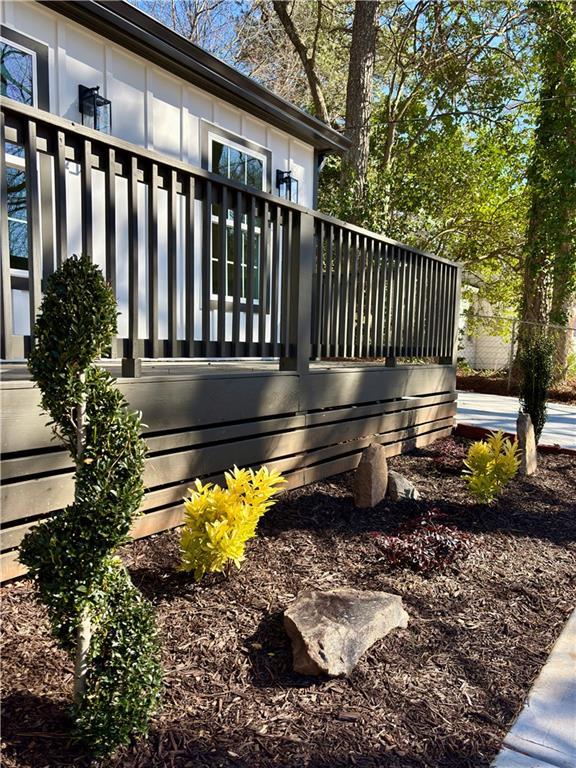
[456,392,576,450]
[492,609,576,768]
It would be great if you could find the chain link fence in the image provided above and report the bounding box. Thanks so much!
[458,314,576,390]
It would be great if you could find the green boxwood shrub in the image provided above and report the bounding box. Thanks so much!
[19,254,162,756]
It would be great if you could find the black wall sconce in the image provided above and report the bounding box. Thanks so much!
[79,85,111,133]
[276,169,299,203]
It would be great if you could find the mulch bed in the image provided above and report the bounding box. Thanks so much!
[2,436,575,768]
[456,373,576,405]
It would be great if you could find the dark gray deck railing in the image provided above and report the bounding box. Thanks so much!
[311,216,461,362]
[1,100,461,376]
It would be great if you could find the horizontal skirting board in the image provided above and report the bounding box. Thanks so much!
[0,423,452,583]
[0,365,454,454]
[1,396,456,523]
[1,366,456,582]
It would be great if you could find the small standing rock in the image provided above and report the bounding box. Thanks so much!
[284,588,409,677]
[353,443,388,508]
[387,470,420,500]
[517,413,537,475]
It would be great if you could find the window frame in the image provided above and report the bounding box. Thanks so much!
[202,124,272,307]
[0,27,49,111]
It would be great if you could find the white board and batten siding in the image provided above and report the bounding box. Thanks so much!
[2,0,315,342]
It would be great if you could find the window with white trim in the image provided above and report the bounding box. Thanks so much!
[1,38,37,106]
[209,135,267,303]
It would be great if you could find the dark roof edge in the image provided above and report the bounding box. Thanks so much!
[37,0,350,153]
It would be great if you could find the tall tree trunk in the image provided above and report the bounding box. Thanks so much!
[340,1,380,222]
[519,1,576,378]
[73,372,92,705]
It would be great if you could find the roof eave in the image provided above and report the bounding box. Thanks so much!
[38,0,350,154]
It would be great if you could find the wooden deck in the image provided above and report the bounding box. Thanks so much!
[1,361,456,581]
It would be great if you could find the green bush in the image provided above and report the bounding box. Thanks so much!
[463,430,519,504]
[518,328,555,442]
[19,255,162,756]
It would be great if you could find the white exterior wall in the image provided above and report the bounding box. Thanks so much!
[1,0,315,205]
[2,1,317,346]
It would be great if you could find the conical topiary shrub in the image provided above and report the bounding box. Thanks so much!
[20,254,162,756]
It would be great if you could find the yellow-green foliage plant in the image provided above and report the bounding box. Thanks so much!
[463,430,520,504]
[179,466,286,581]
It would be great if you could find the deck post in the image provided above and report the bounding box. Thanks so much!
[280,209,314,376]
[440,264,462,366]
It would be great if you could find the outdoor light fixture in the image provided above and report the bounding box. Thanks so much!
[79,85,111,133]
[276,169,298,203]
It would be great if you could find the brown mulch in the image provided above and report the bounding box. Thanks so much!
[2,437,575,768]
[457,373,576,405]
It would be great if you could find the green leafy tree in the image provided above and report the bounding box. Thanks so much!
[19,255,162,756]
[521,0,576,370]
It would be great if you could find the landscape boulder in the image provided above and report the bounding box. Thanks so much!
[284,588,408,677]
[387,470,420,500]
[353,443,388,508]
[517,413,537,475]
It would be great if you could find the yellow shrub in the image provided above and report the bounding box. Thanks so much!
[463,430,520,504]
[179,465,286,581]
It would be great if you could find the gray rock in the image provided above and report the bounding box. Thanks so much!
[517,413,537,475]
[284,588,408,677]
[387,470,420,500]
[353,443,388,508]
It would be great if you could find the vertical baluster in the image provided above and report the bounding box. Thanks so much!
[340,230,350,358]
[147,162,159,359]
[106,148,118,357]
[403,251,414,357]
[412,255,423,358]
[0,112,18,359]
[280,208,291,359]
[314,220,324,359]
[25,120,42,350]
[55,131,67,268]
[232,188,243,355]
[122,155,140,376]
[201,179,212,356]
[217,185,227,356]
[270,204,281,357]
[356,235,366,357]
[185,175,196,357]
[323,224,333,357]
[365,238,375,357]
[167,169,178,357]
[429,260,439,357]
[376,242,387,358]
[348,233,358,357]
[333,227,343,358]
[258,200,269,356]
[245,195,256,354]
[422,258,431,358]
[441,264,452,359]
[81,138,93,259]
[388,247,399,358]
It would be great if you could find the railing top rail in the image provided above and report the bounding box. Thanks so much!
[1,98,305,213]
[3,98,461,270]
[313,208,463,269]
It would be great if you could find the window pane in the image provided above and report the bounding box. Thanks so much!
[212,142,228,178]
[6,167,27,221]
[212,222,220,294]
[9,220,28,271]
[1,42,34,105]
[229,148,245,183]
[6,141,25,158]
[246,156,263,189]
